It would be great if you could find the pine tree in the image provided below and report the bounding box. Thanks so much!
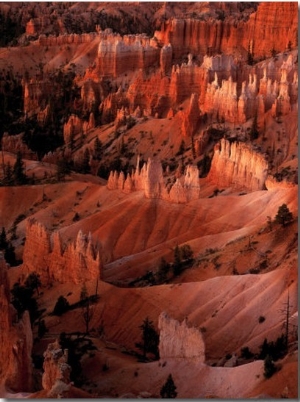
[93,137,102,160]
[160,374,177,398]
[13,151,27,185]
[264,355,277,378]
[275,204,293,226]
[81,148,90,173]
[136,317,159,360]
[0,227,8,250]
[173,245,182,276]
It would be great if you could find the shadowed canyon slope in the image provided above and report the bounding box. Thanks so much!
[0,1,298,399]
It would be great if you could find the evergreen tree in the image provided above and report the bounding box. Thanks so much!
[93,137,102,160]
[263,355,277,378]
[136,317,159,360]
[81,148,90,173]
[25,272,41,296]
[275,204,293,226]
[249,114,259,141]
[173,245,182,276]
[160,374,177,398]
[4,242,16,266]
[0,227,8,250]
[53,296,70,316]
[157,257,170,283]
[3,162,13,185]
[13,151,27,185]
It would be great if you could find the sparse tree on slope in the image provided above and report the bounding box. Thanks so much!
[160,374,177,398]
[275,204,293,226]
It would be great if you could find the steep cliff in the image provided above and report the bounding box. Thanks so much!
[207,138,269,191]
[154,2,297,60]
[158,312,205,361]
[22,220,102,284]
[0,254,33,392]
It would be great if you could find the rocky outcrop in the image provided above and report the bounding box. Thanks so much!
[207,138,269,191]
[38,32,98,46]
[42,340,71,397]
[154,3,297,60]
[0,253,33,392]
[107,157,200,203]
[22,220,102,284]
[158,312,205,361]
[97,31,159,78]
[1,133,36,160]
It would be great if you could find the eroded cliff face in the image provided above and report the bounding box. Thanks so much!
[0,254,33,392]
[207,138,269,191]
[107,157,200,203]
[22,220,102,284]
[158,312,205,361]
[42,340,72,398]
[155,2,297,61]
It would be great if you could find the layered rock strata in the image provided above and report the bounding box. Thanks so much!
[22,220,102,284]
[154,2,297,60]
[0,254,33,392]
[158,312,205,361]
[207,138,269,191]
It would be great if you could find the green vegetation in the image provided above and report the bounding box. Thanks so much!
[53,295,70,316]
[263,355,277,378]
[135,317,159,360]
[160,374,177,398]
[275,204,293,226]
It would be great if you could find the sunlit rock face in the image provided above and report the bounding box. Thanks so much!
[0,254,33,392]
[42,340,71,393]
[158,312,205,361]
[22,219,102,285]
[154,2,297,60]
[207,138,269,191]
[107,157,200,203]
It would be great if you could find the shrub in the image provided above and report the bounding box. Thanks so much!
[240,346,254,359]
[53,296,69,316]
[160,374,177,398]
[264,355,277,378]
[258,316,266,324]
[275,204,293,226]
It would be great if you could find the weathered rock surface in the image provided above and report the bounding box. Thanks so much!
[107,157,200,203]
[158,312,205,361]
[22,219,102,284]
[155,2,297,60]
[207,138,269,191]
[0,254,33,392]
[42,340,71,396]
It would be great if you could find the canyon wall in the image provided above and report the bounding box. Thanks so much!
[107,157,200,203]
[207,138,269,191]
[154,2,298,60]
[158,312,205,361]
[22,219,102,284]
[0,254,33,392]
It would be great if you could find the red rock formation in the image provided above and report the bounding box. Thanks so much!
[108,157,200,203]
[207,138,269,191]
[42,340,71,396]
[154,3,297,60]
[1,133,36,160]
[158,312,205,361]
[0,254,33,392]
[22,220,102,284]
[181,93,200,137]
